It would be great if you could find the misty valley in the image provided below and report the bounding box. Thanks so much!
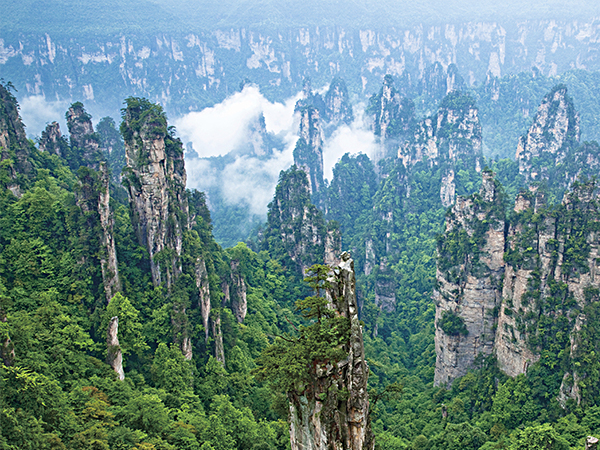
[5,2,600,450]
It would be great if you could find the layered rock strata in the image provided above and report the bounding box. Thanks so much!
[107,316,125,381]
[294,106,324,195]
[289,252,373,450]
[264,166,339,273]
[434,172,505,385]
[66,103,121,302]
[0,83,34,196]
[121,99,188,288]
[516,85,580,182]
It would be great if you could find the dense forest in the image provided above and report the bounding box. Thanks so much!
[4,54,600,450]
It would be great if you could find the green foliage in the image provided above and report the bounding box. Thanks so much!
[254,264,350,394]
[438,311,468,336]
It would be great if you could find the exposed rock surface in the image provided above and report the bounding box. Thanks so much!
[289,252,373,450]
[39,121,69,157]
[369,75,415,161]
[324,77,353,127]
[0,83,33,196]
[294,106,324,196]
[516,85,580,183]
[435,170,600,392]
[263,166,330,273]
[121,99,188,288]
[98,162,122,302]
[399,91,482,170]
[223,259,248,323]
[434,172,505,386]
[106,316,125,381]
[66,102,103,170]
[65,103,121,302]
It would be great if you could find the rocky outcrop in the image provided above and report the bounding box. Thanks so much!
[212,311,226,366]
[223,259,247,323]
[64,103,121,302]
[516,85,580,182]
[39,122,69,157]
[368,75,415,161]
[106,316,125,381]
[400,91,482,169]
[263,166,342,274]
[294,106,324,196]
[98,161,121,302]
[324,77,353,127]
[0,83,34,196]
[434,171,505,386]
[97,116,127,182]
[418,63,465,105]
[435,173,600,391]
[289,252,373,450]
[121,98,188,288]
[66,102,103,170]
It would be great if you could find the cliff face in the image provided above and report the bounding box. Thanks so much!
[293,106,324,196]
[66,102,102,170]
[106,316,125,381]
[62,103,122,303]
[289,253,373,450]
[515,85,600,199]
[39,122,69,157]
[264,166,338,274]
[434,172,505,386]
[400,91,482,168]
[121,98,188,288]
[516,85,580,183]
[0,83,33,196]
[368,75,415,161]
[6,20,600,116]
[435,170,600,393]
[324,77,353,127]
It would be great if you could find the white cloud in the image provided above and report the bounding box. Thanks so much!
[173,85,300,158]
[322,104,378,181]
[177,87,378,220]
[179,85,300,217]
[18,95,70,138]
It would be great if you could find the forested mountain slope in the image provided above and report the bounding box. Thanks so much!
[6,60,600,450]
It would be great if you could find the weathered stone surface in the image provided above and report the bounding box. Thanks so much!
[66,102,103,170]
[122,100,188,288]
[39,122,68,157]
[225,259,248,323]
[324,77,353,127]
[294,106,324,195]
[440,169,455,208]
[212,312,226,366]
[195,257,211,343]
[0,83,33,195]
[517,85,580,182]
[98,162,121,302]
[289,253,373,450]
[586,436,599,450]
[399,91,482,170]
[264,166,329,274]
[434,172,505,386]
[107,316,125,381]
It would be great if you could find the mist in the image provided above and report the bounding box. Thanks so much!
[177,85,378,220]
[18,95,70,139]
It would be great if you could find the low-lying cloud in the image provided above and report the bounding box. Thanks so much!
[177,86,379,221]
[18,95,70,139]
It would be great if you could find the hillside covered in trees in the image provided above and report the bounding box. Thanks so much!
[5,60,600,450]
